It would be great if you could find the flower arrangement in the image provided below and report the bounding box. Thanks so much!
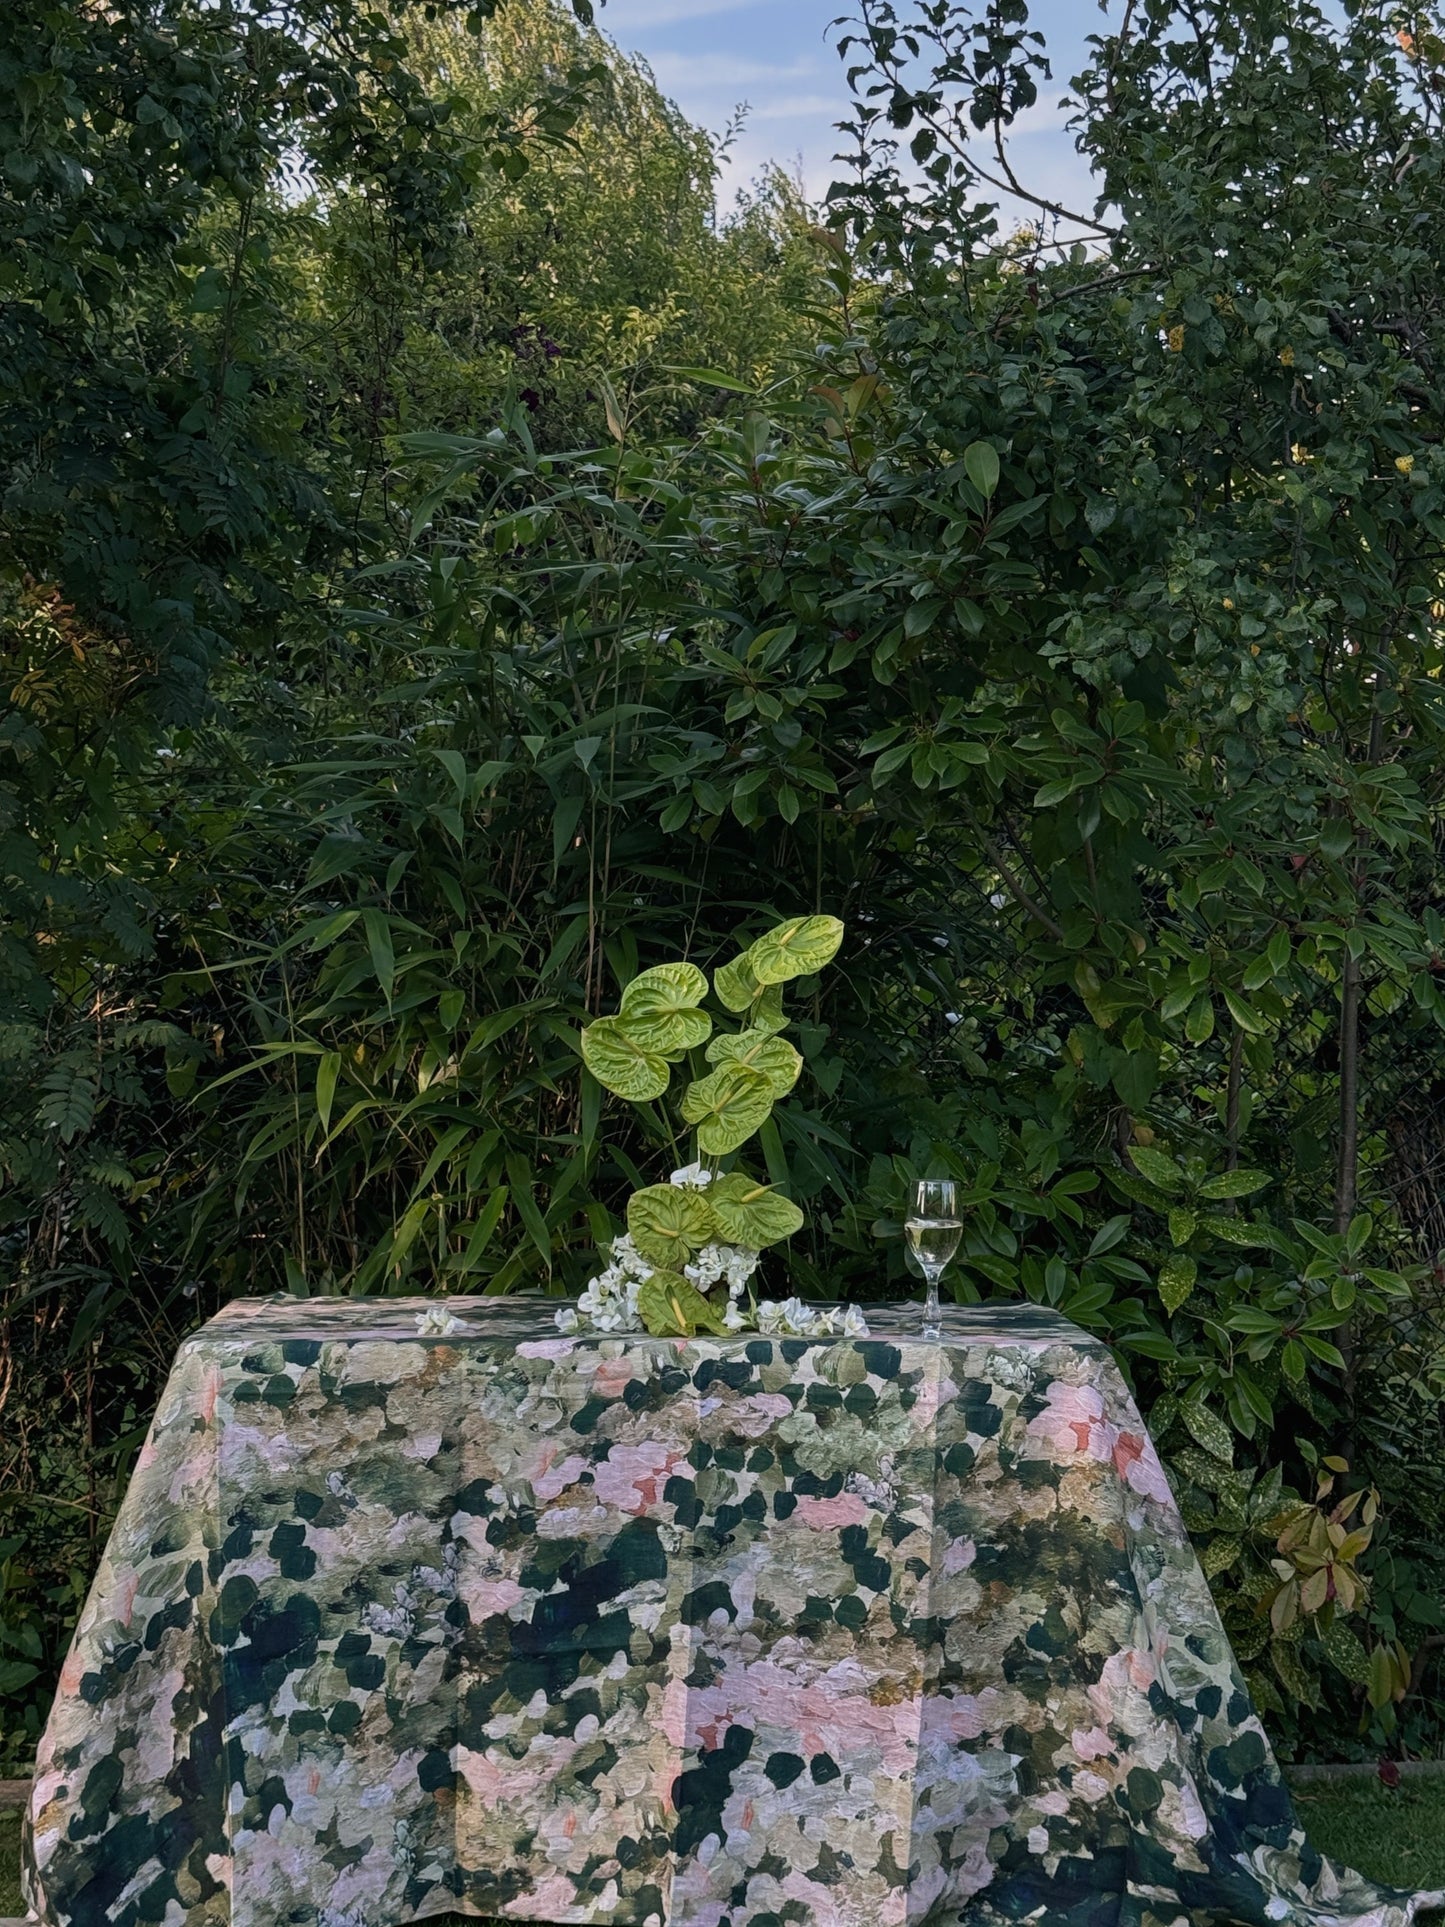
[557,914,867,1340]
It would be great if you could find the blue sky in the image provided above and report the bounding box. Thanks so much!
[598,0,1106,220]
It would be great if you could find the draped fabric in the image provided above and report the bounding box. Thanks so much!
[24,1297,1441,1927]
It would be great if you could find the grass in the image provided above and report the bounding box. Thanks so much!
[1,1813,18,1919]
[1293,1779,1445,1893]
[1,1784,1442,1921]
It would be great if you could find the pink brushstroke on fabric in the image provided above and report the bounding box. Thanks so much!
[468,1576,526,1619]
[591,1355,636,1401]
[199,1364,222,1425]
[722,1391,795,1438]
[1112,1430,1173,1504]
[1027,1382,1115,1462]
[56,1648,86,1699]
[782,1870,845,1927]
[661,1674,691,1750]
[941,1537,976,1576]
[794,1493,873,1530]
[592,1441,686,1514]
[506,1873,579,1917]
[528,1444,588,1504]
[1072,1725,1114,1762]
[516,1339,577,1361]
[687,1658,921,1771]
[923,1687,1007,1743]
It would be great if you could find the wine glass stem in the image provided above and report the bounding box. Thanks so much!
[923,1269,941,1339]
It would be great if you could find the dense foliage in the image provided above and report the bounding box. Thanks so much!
[4,0,1445,1770]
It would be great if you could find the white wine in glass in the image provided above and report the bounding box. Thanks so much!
[906,1178,962,1340]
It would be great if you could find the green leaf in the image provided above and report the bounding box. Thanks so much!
[580,1017,671,1101]
[680,1062,776,1155]
[1185,995,1215,1044]
[637,1271,729,1336]
[1320,1616,1371,1686]
[1168,1207,1197,1247]
[1129,1145,1185,1193]
[707,1172,804,1248]
[361,909,395,1004]
[39,1063,96,1143]
[1198,1169,1270,1200]
[618,963,713,1052]
[1222,987,1268,1035]
[964,439,1001,500]
[714,952,761,1012]
[1200,1536,1242,1579]
[1281,1338,1307,1383]
[752,984,789,1035]
[1368,1643,1396,1711]
[316,1052,341,1132]
[1200,1215,1278,1248]
[1181,1398,1233,1464]
[704,1028,802,1096]
[627,1184,713,1269]
[745,914,844,985]
[1159,1251,1197,1313]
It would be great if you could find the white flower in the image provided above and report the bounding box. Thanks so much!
[607,1233,654,1281]
[725,1247,760,1289]
[415,1305,461,1337]
[669,1162,713,1189]
[683,1241,760,1297]
[571,1257,644,1335]
[722,1300,749,1331]
[750,1295,861,1339]
[554,1306,580,1334]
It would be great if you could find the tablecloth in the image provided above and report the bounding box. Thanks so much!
[22,1295,1442,1927]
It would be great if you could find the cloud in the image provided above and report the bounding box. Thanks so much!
[643,51,829,89]
[602,0,767,26]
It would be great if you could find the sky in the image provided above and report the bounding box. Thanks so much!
[596,0,1107,223]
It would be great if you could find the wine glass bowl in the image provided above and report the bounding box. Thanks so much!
[905,1178,963,1339]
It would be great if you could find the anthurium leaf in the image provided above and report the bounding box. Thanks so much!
[622,961,707,1010]
[1129,1145,1185,1193]
[704,1029,802,1096]
[680,1062,775,1155]
[714,953,760,1012]
[745,914,844,985]
[752,984,788,1033]
[1198,1168,1271,1200]
[1159,1251,1197,1313]
[580,1017,670,1101]
[637,1270,728,1337]
[627,1183,713,1269]
[707,1172,804,1247]
[619,1006,712,1054]
[619,962,712,1053]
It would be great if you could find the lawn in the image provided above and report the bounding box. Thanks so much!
[3,1784,1443,1921]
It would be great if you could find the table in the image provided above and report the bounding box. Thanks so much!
[22,1296,1441,1927]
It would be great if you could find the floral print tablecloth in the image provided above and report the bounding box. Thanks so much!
[23,1296,1442,1927]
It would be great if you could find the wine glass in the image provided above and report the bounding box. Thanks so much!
[906,1178,963,1340]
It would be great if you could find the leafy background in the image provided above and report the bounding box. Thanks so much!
[4,0,1445,1768]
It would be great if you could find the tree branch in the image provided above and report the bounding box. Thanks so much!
[963,805,1064,941]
